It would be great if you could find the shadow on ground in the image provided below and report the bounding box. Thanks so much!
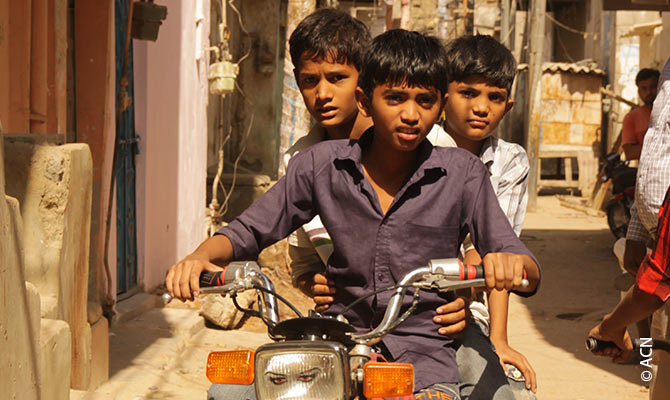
[520,224,645,387]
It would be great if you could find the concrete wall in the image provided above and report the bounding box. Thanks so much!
[278,0,314,177]
[225,0,287,179]
[609,11,663,149]
[552,2,588,62]
[3,139,96,391]
[1,138,82,399]
[663,13,670,62]
[134,0,210,291]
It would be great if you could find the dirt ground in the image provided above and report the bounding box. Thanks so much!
[75,194,651,399]
[509,195,647,399]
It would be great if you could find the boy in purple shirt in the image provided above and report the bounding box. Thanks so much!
[166,29,540,396]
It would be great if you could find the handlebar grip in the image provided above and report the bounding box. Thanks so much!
[199,261,256,288]
[461,263,529,287]
[461,263,484,280]
[200,270,225,287]
[586,337,620,353]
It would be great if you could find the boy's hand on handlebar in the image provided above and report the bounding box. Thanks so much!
[165,254,224,301]
[588,317,633,363]
[433,296,470,337]
[297,272,336,312]
[482,252,526,291]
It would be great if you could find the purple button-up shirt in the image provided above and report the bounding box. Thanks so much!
[217,129,540,389]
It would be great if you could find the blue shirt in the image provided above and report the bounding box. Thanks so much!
[217,128,540,389]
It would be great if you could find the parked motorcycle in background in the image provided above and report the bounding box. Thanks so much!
[602,152,636,238]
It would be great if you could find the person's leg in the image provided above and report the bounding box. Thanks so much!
[456,322,535,400]
[207,383,256,400]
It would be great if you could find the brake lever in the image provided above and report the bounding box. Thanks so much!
[414,275,487,292]
[161,281,251,304]
[415,273,528,293]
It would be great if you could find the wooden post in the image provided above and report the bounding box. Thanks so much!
[30,0,47,133]
[524,0,546,212]
[0,0,9,128]
[8,1,32,133]
[501,0,510,46]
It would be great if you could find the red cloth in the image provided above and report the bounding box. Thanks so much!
[621,106,652,146]
[637,186,670,301]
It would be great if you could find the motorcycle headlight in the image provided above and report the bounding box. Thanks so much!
[254,341,349,400]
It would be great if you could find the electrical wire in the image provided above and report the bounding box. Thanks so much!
[207,0,255,233]
[217,82,256,218]
[228,0,252,65]
[230,285,305,330]
[555,25,576,63]
[255,286,305,318]
[546,12,598,39]
[368,289,421,338]
[336,283,418,319]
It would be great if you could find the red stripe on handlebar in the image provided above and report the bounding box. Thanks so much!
[201,265,228,287]
[468,264,476,280]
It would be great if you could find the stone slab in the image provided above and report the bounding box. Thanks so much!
[40,319,71,400]
[71,322,92,390]
[3,142,94,391]
[25,281,41,348]
[69,389,115,400]
[89,317,109,390]
[1,194,40,399]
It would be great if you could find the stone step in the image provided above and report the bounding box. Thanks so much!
[112,293,162,326]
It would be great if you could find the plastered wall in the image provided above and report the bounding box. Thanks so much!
[2,138,97,396]
[134,0,210,292]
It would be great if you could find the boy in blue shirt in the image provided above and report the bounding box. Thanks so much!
[167,29,540,397]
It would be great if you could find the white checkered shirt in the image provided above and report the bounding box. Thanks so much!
[627,58,670,243]
[461,135,529,253]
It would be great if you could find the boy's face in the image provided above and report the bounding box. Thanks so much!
[356,82,445,152]
[295,55,360,139]
[443,75,514,147]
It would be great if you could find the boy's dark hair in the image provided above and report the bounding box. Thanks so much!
[636,68,660,85]
[444,34,517,93]
[358,29,448,99]
[289,8,371,73]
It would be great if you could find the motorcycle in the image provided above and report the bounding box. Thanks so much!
[163,259,523,399]
[602,152,636,239]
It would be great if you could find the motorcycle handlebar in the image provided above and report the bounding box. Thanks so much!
[585,337,621,353]
[587,337,670,355]
[163,259,528,337]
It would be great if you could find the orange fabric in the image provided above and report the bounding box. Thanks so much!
[621,106,652,146]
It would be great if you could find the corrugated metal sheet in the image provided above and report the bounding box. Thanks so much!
[542,62,606,76]
[518,62,606,76]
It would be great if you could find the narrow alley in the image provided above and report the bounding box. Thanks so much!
[3,1,669,399]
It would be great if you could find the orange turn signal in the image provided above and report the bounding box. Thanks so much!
[206,350,255,385]
[363,362,414,398]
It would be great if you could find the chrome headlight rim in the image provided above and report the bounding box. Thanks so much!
[254,341,351,400]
